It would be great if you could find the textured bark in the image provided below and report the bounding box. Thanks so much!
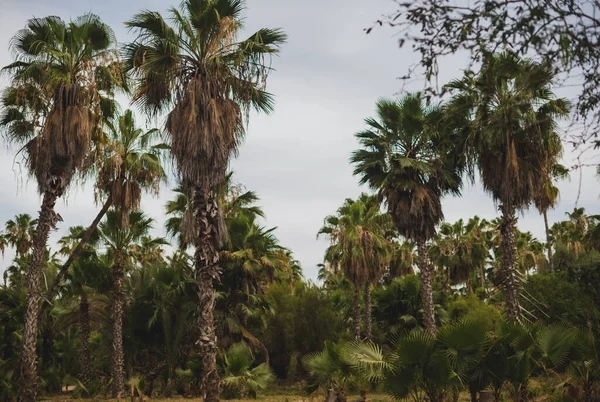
[326,388,337,402]
[364,282,372,342]
[41,195,112,319]
[543,210,554,273]
[336,387,347,402]
[17,188,61,402]
[111,251,126,398]
[417,238,437,334]
[500,204,521,321]
[352,284,361,341]
[193,188,221,402]
[79,291,92,387]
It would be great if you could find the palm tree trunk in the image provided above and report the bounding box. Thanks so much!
[480,264,486,291]
[79,290,92,388]
[364,282,372,342]
[500,204,521,321]
[337,387,347,402]
[193,188,221,402]
[41,194,112,318]
[17,189,61,402]
[111,251,125,398]
[417,238,437,334]
[41,316,56,391]
[543,210,554,273]
[352,284,361,341]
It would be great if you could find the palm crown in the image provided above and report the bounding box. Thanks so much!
[351,94,461,242]
[1,14,122,193]
[124,0,287,190]
[96,109,167,224]
[446,51,570,209]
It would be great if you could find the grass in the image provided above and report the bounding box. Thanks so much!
[44,395,397,402]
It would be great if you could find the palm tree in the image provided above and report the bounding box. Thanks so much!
[125,5,286,395]
[221,213,292,295]
[351,94,462,334]
[318,194,392,340]
[553,207,593,258]
[1,14,120,400]
[4,214,37,257]
[46,109,166,309]
[465,216,492,293]
[446,51,570,321]
[166,173,266,250]
[535,164,569,272]
[99,210,164,397]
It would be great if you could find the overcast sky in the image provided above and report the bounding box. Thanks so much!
[0,0,598,281]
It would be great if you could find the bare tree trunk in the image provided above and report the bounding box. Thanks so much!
[500,204,521,321]
[41,195,112,318]
[193,188,221,402]
[364,282,372,342]
[417,238,437,334]
[543,210,554,273]
[111,251,125,398]
[79,290,92,388]
[352,284,361,341]
[17,189,61,402]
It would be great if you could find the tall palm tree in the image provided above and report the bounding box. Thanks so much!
[446,51,570,320]
[351,94,462,334]
[535,164,569,272]
[1,14,120,400]
[125,4,286,397]
[99,210,164,397]
[4,214,37,257]
[318,194,392,340]
[47,109,166,302]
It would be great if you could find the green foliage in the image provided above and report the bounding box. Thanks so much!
[302,340,388,397]
[447,296,502,331]
[220,343,274,399]
[524,273,596,326]
[258,282,344,379]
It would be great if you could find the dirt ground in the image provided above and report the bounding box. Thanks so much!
[43,394,397,402]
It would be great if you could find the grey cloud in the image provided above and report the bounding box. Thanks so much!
[0,0,598,280]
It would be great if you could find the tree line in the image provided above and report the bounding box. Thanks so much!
[1,0,599,401]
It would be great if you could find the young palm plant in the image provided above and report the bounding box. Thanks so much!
[125,3,286,397]
[351,94,463,334]
[220,343,274,399]
[446,51,570,321]
[1,14,121,401]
